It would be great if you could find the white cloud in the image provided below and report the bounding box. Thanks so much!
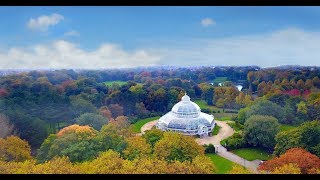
[1,28,320,69]
[201,18,215,27]
[0,40,161,69]
[64,30,80,37]
[149,28,320,67]
[27,13,64,31]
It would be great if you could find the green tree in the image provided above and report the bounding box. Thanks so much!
[274,121,320,157]
[245,100,284,122]
[75,113,108,130]
[244,115,280,150]
[142,129,164,149]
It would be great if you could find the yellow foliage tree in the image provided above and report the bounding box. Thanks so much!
[123,136,151,160]
[271,163,301,174]
[228,164,251,174]
[153,132,204,162]
[0,136,32,162]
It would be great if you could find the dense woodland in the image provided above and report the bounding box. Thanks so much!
[0,66,320,174]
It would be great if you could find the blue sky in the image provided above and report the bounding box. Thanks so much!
[1,6,320,69]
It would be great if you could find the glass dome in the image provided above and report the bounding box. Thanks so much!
[171,94,200,116]
[156,92,215,136]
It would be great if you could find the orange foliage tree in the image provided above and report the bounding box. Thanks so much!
[258,147,320,174]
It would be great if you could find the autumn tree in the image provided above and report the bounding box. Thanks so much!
[0,136,32,162]
[259,148,320,174]
[235,92,253,107]
[270,163,301,174]
[99,106,113,121]
[108,104,124,119]
[244,115,280,150]
[198,83,214,105]
[228,164,251,174]
[37,125,98,163]
[153,132,204,162]
[123,136,151,160]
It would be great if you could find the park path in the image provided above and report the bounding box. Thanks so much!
[138,119,260,173]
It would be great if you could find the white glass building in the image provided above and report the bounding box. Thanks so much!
[156,93,215,136]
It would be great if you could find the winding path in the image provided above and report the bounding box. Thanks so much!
[139,119,260,173]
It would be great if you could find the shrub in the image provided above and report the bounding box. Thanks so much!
[223,133,247,150]
[204,144,216,154]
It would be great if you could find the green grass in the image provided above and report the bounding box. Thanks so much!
[206,153,236,174]
[280,124,296,132]
[132,116,160,133]
[194,100,209,110]
[212,125,221,135]
[231,148,273,161]
[104,81,127,86]
[213,77,228,84]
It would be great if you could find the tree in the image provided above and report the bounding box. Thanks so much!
[135,102,149,118]
[305,79,313,89]
[70,97,97,117]
[0,136,32,162]
[204,144,216,154]
[236,107,250,124]
[270,163,301,174]
[296,79,305,90]
[75,113,108,130]
[99,106,113,121]
[0,114,15,138]
[37,125,98,163]
[245,100,284,122]
[153,132,204,162]
[244,115,280,150]
[142,129,164,149]
[108,104,124,119]
[199,83,214,105]
[259,148,320,174]
[313,76,320,88]
[228,164,251,174]
[274,121,320,157]
[123,136,151,160]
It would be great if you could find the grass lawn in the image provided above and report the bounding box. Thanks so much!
[213,77,228,84]
[280,124,297,132]
[231,148,273,161]
[212,125,221,135]
[132,116,160,133]
[206,153,236,174]
[104,81,127,86]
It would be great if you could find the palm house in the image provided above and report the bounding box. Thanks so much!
[156,93,215,136]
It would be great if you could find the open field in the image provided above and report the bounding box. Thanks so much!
[206,153,236,174]
[104,81,127,86]
[231,148,273,161]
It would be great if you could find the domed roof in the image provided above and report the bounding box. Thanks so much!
[156,91,215,134]
[171,93,200,114]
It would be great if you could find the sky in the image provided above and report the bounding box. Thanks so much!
[0,6,320,69]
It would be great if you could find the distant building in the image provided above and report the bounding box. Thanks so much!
[156,93,215,136]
